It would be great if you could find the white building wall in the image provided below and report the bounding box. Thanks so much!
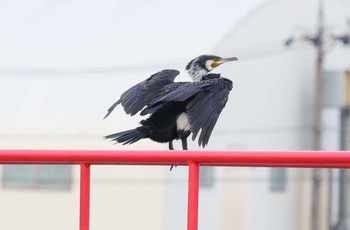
[164,1,350,230]
[215,1,350,229]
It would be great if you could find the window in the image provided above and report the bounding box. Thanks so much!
[2,165,72,189]
[200,167,214,188]
[270,168,287,192]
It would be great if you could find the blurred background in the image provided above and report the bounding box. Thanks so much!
[0,0,350,229]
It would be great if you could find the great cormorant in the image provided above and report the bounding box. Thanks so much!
[104,55,238,150]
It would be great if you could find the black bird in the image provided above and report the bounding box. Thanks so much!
[104,55,238,150]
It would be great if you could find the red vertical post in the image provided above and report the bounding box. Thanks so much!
[187,161,200,230]
[80,163,91,230]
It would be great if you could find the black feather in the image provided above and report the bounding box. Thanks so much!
[145,77,233,147]
[105,128,148,145]
[104,69,180,118]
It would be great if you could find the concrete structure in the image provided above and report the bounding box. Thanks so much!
[0,0,350,230]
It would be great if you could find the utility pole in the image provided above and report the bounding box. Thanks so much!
[311,1,324,230]
[313,0,324,152]
[285,1,350,229]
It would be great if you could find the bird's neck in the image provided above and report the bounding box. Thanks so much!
[187,66,209,82]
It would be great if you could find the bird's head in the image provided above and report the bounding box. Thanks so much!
[185,55,238,81]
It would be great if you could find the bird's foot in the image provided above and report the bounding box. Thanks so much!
[170,165,177,171]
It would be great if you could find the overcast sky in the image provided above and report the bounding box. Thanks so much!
[0,0,265,70]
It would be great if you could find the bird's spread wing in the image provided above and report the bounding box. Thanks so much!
[187,80,232,147]
[147,77,233,147]
[139,81,190,115]
[153,81,212,102]
[104,69,180,118]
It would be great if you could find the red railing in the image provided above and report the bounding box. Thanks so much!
[1,149,350,230]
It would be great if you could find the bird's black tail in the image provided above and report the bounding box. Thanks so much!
[105,127,148,145]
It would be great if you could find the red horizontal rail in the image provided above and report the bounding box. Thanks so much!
[1,149,350,230]
[1,149,350,167]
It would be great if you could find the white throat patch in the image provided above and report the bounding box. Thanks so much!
[205,60,214,71]
[187,67,208,82]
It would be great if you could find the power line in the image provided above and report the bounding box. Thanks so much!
[0,40,310,78]
[0,62,185,77]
